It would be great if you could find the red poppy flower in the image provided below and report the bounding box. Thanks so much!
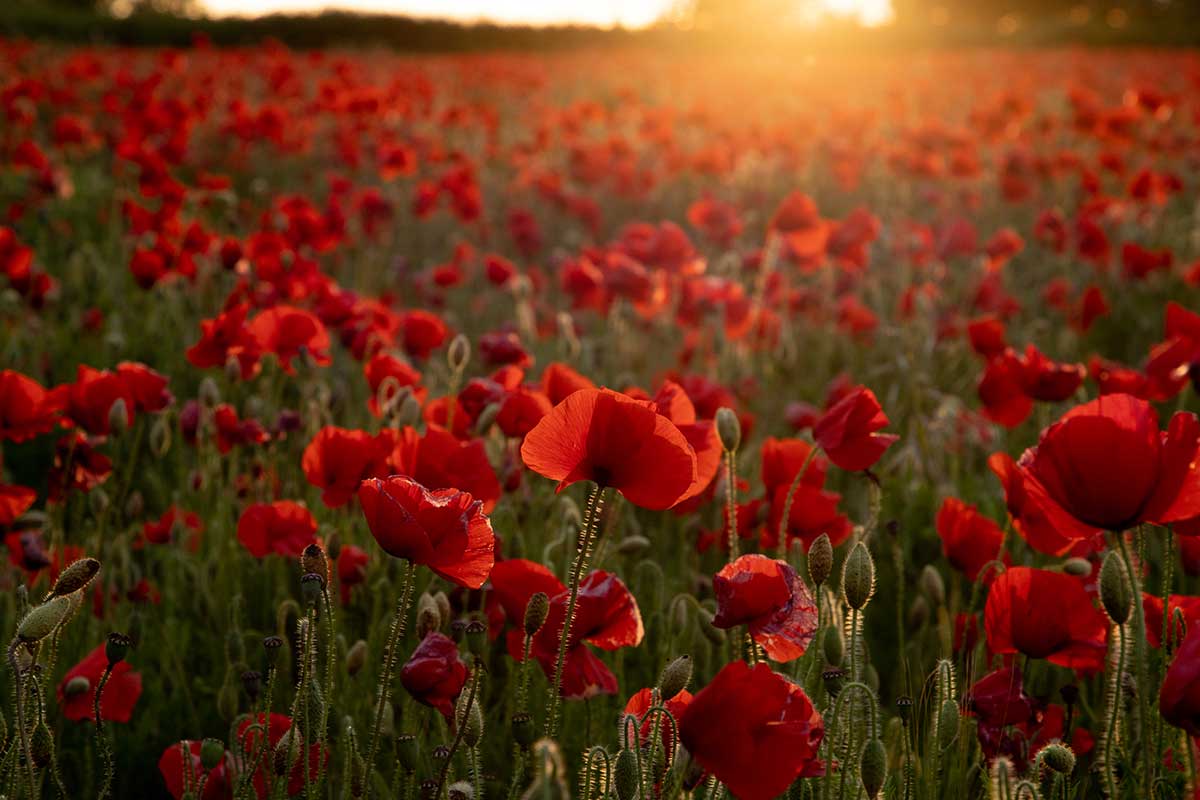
[236,501,317,559]
[400,632,469,719]
[624,686,693,754]
[302,426,391,508]
[58,365,134,436]
[989,394,1200,555]
[967,316,1008,360]
[387,425,502,513]
[978,352,1032,428]
[0,369,64,442]
[142,506,203,548]
[812,387,897,471]
[336,545,370,605]
[496,386,553,439]
[364,352,424,417]
[57,644,143,723]
[758,437,850,549]
[49,432,111,502]
[159,741,233,800]
[647,381,722,502]
[213,405,269,454]
[358,475,495,589]
[235,713,324,798]
[520,388,698,510]
[678,661,824,800]
[540,362,596,406]
[491,559,643,699]
[400,310,449,360]
[1017,345,1084,403]
[248,306,331,374]
[1142,593,1200,649]
[983,567,1107,671]
[712,554,818,662]
[186,304,261,380]
[1160,625,1200,736]
[936,498,1004,581]
[116,362,172,413]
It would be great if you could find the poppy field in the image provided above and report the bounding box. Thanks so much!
[4,38,1200,800]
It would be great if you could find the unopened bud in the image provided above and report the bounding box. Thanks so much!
[822,625,844,666]
[616,535,651,556]
[1037,741,1076,774]
[808,534,833,587]
[614,749,639,800]
[715,407,741,452]
[417,593,442,638]
[919,565,945,607]
[18,596,72,643]
[659,655,693,699]
[474,403,501,436]
[1099,551,1131,625]
[448,334,470,373]
[937,699,959,750]
[859,738,887,799]
[455,689,483,747]
[524,592,550,636]
[51,557,101,597]
[346,640,368,676]
[108,398,129,436]
[64,676,91,697]
[200,738,225,771]
[1063,557,1091,577]
[842,542,875,610]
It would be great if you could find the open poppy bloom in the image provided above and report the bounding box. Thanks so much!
[624,686,693,754]
[711,554,818,662]
[935,497,1005,581]
[0,369,64,442]
[812,387,898,471]
[520,388,698,510]
[57,643,143,723]
[759,437,851,549]
[358,475,495,589]
[58,365,134,436]
[678,660,824,800]
[490,558,643,699]
[983,567,1107,672]
[159,741,233,800]
[301,426,392,507]
[647,380,721,503]
[385,425,502,513]
[248,305,331,374]
[989,393,1200,555]
[1160,627,1200,736]
[400,632,469,720]
[236,501,317,559]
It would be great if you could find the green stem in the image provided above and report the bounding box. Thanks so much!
[94,664,115,800]
[1102,623,1126,799]
[365,559,417,794]
[434,662,481,800]
[725,450,739,560]
[776,447,819,559]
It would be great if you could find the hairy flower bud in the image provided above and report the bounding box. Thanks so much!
[200,738,225,771]
[524,592,550,637]
[1062,557,1092,577]
[842,542,875,610]
[919,565,945,607]
[455,691,483,747]
[614,749,639,800]
[1099,551,1132,625]
[658,655,693,699]
[808,533,833,587]
[448,334,471,373]
[346,640,368,676]
[50,557,101,598]
[417,592,442,638]
[859,738,887,799]
[937,699,959,751]
[1037,741,1076,775]
[822,626,844,666]
[715,407,741,452]
[18,596,72,644]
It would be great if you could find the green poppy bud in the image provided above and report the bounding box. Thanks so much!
[808,533,833,587]
[1099,551,1131,625]
[1038,741,1076,774]
[50,557,101,598]
[658,654,693,699]
[614,749,639,800]
[17,596,72,644]
[715,407,741,452]
[842,542,875,610]
[859,738,887,799]
[524,592,550,637]
[200,738,225,771]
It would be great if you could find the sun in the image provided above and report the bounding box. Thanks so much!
[813,0,895,27]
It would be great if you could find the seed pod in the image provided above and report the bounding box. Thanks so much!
[301,544,329,581]
[659,655,693,699]
[859,738,887,799]
[895,696,914,724]
[300,572,325,607]
[614,749,639,800]
[1099,551,1132,625]
[842,542,875,610]
[808,534,833,587]
[396,733,420,772]
[417,593,442,638]
[448,334,471,373]
[18,596,72,643]
[512,713,535,748]
[1062,557,1092,577]
[822,626,844,667]
[524,592,550,636]
[449,782,474,800]
[715,407,741,452]
[346,640,368,676]
[200,738,225,771]
[823,667,845,698]
[50,557,101,598]
[937,699,959,751]
[241,670,262,701]
[465,620,487,657]
[919,565,945,607]
[262,635,284,666]
[106,632,133,665]
[1037,741,1076,774]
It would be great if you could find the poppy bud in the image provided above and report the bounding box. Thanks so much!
[512,713,535,748]
[106,632,132,666]
[242,669,262,701]
[1037,742,1075,774]
[474,402,501,436]
[524,592,550,637]
[919,565,945,607]
[465,620,488,657]
[659,655,693,699]
[50,557,101,598]
[64,675,91,697]
[89,487,109,516]
[715,407,741,452]
[842,542,875,610]
[859,738,887,799]
[217,678,239,722]
[616,535,651,556]
[416,594,442,639]
[396,733,420,772]
[907,596,930,630]
[150,414,172,456]
[823,667,845,698]
[325,530,342,562]
[18,596,72,644]
[31,723,53,768]
[865,664,880,694]
[808,534,833,587]
[434,592,452,626]
[448,334,471,373]
[895,695,913,724]
[199,376,221,407]
[301,572,325,607]
[697,609,726,645]
[1062,557,1091,577]
[937,699,959,751]
[343,639,368,676]
[614,749,639,800]
[449,782,474,800]
[108,398,129,437]
[397,392,422,428]
[301,544,329,581]
[455,691,483,747]
[822,626,844,666]
[273,730,295,776]
[124,490,145,520]
[1099,552,1131,625]
[200,738,225,771]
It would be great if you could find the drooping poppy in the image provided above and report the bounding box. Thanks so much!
[236,501,317,559]
[989,394,1200,554]
[812,387,897,471]
[400,632,469,719]
[678,660,824,800]
[983,567,1107,671]
[520,388,698,510]
[57,644,143,723]
[358,475,495,589]
[935,497,1004,581]
[711,554,818,662]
